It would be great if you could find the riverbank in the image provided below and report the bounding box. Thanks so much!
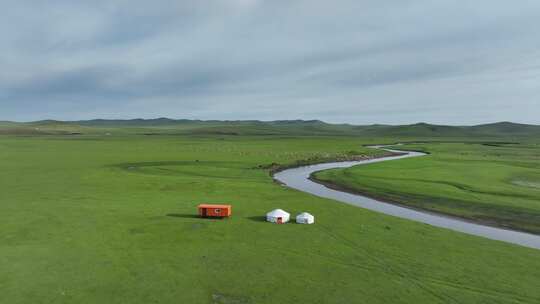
[274,146,540,249]
[308,174,532,234]
[312,142,540,235]
[265,150,404,176]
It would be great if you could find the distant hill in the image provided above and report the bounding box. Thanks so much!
[353,123,469,137]
[71,118,328,127]
[73,118,191,126]
[349,122,540,138]
[469,122,540,135]
[1,119,539,138]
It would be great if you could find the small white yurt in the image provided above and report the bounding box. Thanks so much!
[296,212,315,224]
[266,209,290,224]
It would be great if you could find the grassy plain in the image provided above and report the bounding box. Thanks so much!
[1,133,540,303]
[314,142,540,234]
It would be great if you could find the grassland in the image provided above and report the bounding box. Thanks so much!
[1,133,540,304]
[314,142,540,234]
[4,119,540,138]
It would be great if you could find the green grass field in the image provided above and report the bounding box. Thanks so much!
[314,142,540,234]
[1,134,540,303]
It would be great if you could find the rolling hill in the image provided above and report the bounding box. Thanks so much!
[1,119,539,138]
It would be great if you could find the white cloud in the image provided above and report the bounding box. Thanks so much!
[0,0,539,124]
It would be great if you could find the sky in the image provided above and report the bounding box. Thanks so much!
[1,0,540,125]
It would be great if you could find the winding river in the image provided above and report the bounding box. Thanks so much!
[273,146,540,250]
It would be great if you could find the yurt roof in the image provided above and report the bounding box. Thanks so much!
[267,209,290,217]
[297,212,314,218]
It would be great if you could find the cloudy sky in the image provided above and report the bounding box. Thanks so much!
[1,0,540,124]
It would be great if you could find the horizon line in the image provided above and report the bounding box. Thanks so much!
[2,118,539,127]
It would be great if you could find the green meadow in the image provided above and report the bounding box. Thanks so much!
[1,132,540,304]
[314,142,540,234]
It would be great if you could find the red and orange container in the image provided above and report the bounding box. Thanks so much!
[197,204,232,218]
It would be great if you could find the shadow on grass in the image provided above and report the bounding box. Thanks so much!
[246,216,267,222]
[166,213,200,219]
[166,213,229,220]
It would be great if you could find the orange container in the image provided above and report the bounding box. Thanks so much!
[198,204,232,218]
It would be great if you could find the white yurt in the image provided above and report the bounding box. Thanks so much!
[296,212,315,224]
[266,209,290,224]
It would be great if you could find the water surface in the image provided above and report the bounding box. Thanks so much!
[274,147,540,250]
